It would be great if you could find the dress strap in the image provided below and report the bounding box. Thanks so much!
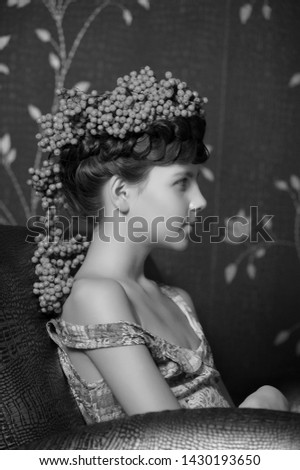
[46,318,147,350]
[159,284,203,337]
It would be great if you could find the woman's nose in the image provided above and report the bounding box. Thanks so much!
[190,186,207,212]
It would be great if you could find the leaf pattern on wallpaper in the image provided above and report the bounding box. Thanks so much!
[73,81,91,92]
[239,3,253,24]
[3,149,16,166]
[0,134,30,223]
[225,174,300,354]
[122,8,133,25]
[35,28,51,43]
[7,0,31,7]
[200,144,215,181]
[137,0,150,10]
[225,177,300,272]
[275,324,300,356]
[261,2,272,20]
[0,36,11,49]
[0,64,10,75]
[288,73,300,88]
[239,1,272,24]
[223,208,269,284]
[274,175,300,261]
[290,175,300,191]
[224,208,251,245]
[0,133,11,156]
[28,104,42,120]
[200,166,215,182]
[246,262,256,279]
[49,52,61,71]
[0,35,11,77]
[0,0,147,222]
[255,247,266,258]
[274,329,290,346]
[224,263,238,283]
[274,179,289,191]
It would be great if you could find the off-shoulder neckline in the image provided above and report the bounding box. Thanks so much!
[50,283,202,353]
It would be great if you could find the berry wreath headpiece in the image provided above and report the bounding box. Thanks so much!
[28,66,207,316]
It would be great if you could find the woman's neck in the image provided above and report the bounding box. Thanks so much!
[77,222,153,285]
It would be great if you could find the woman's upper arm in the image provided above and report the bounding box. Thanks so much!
[68,279,180,415]
[87,342,180,415]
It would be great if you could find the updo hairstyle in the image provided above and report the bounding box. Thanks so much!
[59,114,209,217]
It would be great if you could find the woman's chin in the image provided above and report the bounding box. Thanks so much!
[163,233,191,251]
[148,227,192,251]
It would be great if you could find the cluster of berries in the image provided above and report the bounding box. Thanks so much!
[36,66,206,154]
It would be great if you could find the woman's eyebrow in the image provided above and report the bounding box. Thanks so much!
[173,169,201,178]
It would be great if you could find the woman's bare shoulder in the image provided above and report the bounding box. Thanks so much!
[62,277,136,326]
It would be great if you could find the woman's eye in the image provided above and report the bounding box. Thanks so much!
[176,178,189,190]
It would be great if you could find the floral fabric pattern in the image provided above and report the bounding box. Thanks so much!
[46,284,230,424]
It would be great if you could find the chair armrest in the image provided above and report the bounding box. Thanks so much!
[20,408,300,450]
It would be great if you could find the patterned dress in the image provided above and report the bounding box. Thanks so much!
[46,284,231,424]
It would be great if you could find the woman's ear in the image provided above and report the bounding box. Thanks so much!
[109,175,130,214]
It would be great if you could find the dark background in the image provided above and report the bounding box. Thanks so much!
[0,0,299,403]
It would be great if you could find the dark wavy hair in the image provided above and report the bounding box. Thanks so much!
[58,114,209,217]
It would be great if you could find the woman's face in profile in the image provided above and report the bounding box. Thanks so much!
[127,163,207,250]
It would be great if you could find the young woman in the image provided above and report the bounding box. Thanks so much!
[31,67,289,424]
